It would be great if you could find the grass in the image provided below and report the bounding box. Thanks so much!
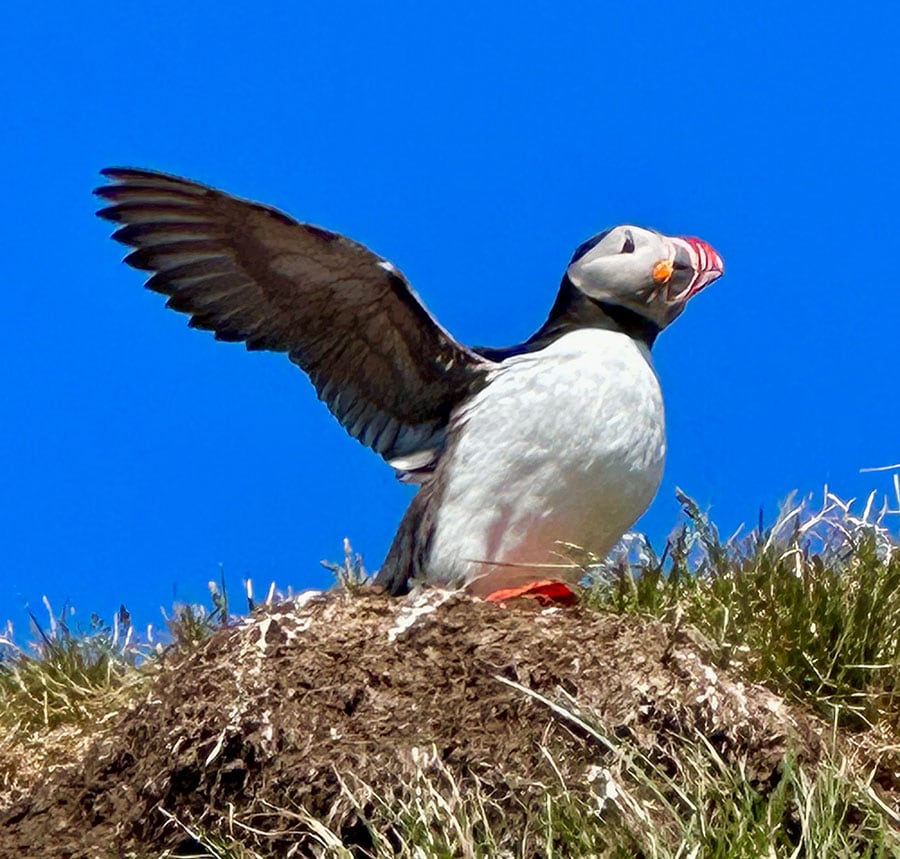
[0,603,145,733]
[0,587,236,805]
[148,738,900,859]
[1,483,898,857]
[582,487,900,732]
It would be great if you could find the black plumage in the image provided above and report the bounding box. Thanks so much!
[96,167,493,464]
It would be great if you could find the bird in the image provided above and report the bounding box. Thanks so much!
[95,167,723,602]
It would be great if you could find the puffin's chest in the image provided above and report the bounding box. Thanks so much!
[429,329,666,580]
[457,328,665,489]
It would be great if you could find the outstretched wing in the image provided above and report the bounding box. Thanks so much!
[96,167,493,462]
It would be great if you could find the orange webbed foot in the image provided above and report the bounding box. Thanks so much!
[483,579,578,606]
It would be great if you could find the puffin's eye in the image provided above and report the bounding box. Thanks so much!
[621,231,635,254]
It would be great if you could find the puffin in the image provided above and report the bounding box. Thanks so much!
[96,168,723,602]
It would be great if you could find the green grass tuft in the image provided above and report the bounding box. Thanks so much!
[0,602,146,733]
[583,489,900,732]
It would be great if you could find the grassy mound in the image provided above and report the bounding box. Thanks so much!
[0,490,897,858]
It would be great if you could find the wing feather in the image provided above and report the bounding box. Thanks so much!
[96,167,492,461]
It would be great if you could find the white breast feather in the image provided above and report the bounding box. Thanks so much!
[427,328,666,592]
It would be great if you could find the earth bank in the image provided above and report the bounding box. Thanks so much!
[0,591,828,857]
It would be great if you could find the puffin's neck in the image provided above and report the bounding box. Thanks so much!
[474,276,660,363]
[531,275,660,350]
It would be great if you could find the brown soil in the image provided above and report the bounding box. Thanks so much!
[0,591,826,858]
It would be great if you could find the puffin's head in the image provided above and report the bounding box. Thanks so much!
[566,225,724,329]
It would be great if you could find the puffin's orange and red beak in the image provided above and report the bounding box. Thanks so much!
[677,235,725,298]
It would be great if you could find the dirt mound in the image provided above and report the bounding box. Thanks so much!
[0,591,824,858]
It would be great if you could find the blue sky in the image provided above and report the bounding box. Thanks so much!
[2,3,898,637]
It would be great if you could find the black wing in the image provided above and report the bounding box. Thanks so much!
[96,167,493,462]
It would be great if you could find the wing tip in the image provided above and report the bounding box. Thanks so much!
[95,203,122,223]
[95,165,210,195]
[95,166,154,191]
[94,167,139,216]
[99,165,185,181]
[94,167,216,224]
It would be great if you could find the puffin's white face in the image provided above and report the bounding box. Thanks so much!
[566,225,724,328]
